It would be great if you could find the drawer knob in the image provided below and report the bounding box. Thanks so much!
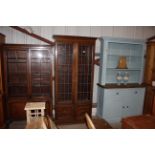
[122,106,125,109]
[116,92,119,95]
[134,91,138,94]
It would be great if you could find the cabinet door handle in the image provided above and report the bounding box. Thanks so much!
[134,91,138,94]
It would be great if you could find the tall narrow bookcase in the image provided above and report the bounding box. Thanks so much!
[54,35,96,124]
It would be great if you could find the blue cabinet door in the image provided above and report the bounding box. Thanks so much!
[102,89,124,124]
[122,88,145,117]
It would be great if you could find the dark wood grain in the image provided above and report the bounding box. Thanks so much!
[0,33,5,128]
[122,115,155,129]
[143,41,155,115]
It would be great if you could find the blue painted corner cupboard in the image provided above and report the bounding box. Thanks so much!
[97,37,146,128]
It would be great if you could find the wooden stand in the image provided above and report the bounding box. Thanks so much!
[24,102,46,123]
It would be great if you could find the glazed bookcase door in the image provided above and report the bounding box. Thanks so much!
[56,43,73,103]
[55,43,74,123]
[29,49,52,98]
[77,44,93,102]
[6,49,28,97]
[76,43,94,121]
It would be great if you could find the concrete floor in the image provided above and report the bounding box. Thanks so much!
[8,121,88,129]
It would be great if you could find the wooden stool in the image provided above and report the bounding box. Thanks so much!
[24,102,46,123]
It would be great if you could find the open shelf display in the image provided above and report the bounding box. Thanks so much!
[99,38,145,85]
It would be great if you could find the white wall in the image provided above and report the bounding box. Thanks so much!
[0,26,155,103]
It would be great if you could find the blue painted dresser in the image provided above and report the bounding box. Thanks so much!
[97,37,146,128]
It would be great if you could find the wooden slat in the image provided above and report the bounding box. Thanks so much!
[147,35,155,42]
[10,26,55,45]
[85,113,95,129]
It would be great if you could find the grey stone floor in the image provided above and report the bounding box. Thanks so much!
[8,121,87,129]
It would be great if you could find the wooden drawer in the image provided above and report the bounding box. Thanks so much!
[55,105,74,124]
[104,89,125,103]
[76,105,91,122]
[104,88,145,104]
[9,100,26,120]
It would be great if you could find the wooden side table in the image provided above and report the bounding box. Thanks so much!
[24,102,46,123]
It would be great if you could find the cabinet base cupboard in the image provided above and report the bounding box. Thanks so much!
[97,85,145,128]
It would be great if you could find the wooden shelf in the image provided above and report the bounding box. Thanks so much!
[97,83,146,89]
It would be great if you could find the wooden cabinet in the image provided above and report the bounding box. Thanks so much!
[54,35,96,124]
[97,85,145,128]
[0,33,5,128]
[143,41,155,114]
[3,44,53,120]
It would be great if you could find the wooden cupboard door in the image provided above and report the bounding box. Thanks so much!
[9,100,27,120]
[55,104,74,124]
[144,44,155,84]
[152,96,155,115]
[143,86,154,114]
[75,104,91,122]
